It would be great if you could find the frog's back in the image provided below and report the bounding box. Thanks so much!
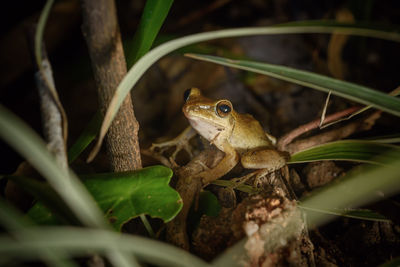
[230,113,273,153]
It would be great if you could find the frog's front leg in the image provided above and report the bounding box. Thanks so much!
[149,126,197,159]
[198,142,239,185]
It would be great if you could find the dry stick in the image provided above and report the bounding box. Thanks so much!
[81,0,141,171]
[5,27,70,211]
[35,51,69,172]
[27,26,69,171]
[284,110,382,155]
[30,27,108,267]
[277,106,361,152]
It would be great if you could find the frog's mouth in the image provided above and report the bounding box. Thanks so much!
[187,117,224,142]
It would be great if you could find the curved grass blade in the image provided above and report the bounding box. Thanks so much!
[320,86,400,129]
[0,105,105,228]
[126,0,174,67]
[278,20,400,34]
[185,54,400,117]
[301,151,400,226]
[212,181,390,223]
[88,22,400,161]
[289,140,400,164]
[367,134,400,144]
[298,205,390,223]
[0,227,210,267]
[34,0,54,68]
[0,106,139,266]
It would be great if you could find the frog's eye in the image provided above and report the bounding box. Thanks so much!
[183,88,192,102]
[216,100,232,118]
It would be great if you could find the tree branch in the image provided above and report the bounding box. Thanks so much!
[81,0,142,171]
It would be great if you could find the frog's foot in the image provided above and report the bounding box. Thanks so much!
[150,139,193,159]
[230,171,259,189]
[149,126,197,161]
[230,169,277,190]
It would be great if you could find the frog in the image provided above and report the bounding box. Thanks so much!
[182,87,288,184]
[151,87,288,185]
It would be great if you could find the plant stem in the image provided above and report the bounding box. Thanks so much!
[81,0,142,171]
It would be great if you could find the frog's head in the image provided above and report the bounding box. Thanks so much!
[182,88,235,143]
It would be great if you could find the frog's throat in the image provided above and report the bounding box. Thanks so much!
[187,117,225,143]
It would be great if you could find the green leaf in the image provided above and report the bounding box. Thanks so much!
[88,21,400,162]
[26,166,182,230]
[67,111,102,163]
[185,54,400,117]
[289,140,400,164]
[126,0,174,67]
[83,165,181,230]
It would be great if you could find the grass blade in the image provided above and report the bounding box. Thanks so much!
[0,105,105,228]
[301,151,400,226]
[289,140,400,164]
[126,0,174,66]
[298,205,390,223]
[0,226,209,267]
[34,0,54,67]
[185,54,400,117]
[88,22,400,161]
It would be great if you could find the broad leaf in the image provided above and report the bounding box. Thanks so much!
[83,165,181,229]
[25,166,182,230]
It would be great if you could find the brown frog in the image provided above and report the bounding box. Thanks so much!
[154,87,288,184]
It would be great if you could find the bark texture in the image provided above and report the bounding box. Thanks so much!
[81,0,141,171]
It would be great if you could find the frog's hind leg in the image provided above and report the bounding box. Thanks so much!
[240,148,288,172]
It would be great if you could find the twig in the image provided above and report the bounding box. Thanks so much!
[284,110,382,155]
[81,0,142,171]
[28,26,68,172]
[277,106,361,151]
